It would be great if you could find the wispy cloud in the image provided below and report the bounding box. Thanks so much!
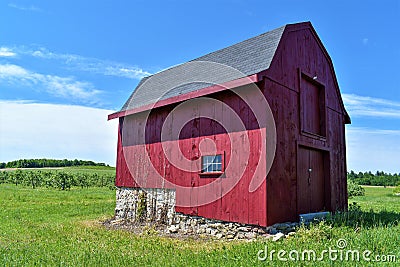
[103,66,151,79]
[347,127,400,136]
[8,3,42,12]
[0,64,28,76]
[3,46,151,79]
[342,93,400,118]
[0,47,17,57]
[0,64,101,102]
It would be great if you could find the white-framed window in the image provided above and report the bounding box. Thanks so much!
[201,155,223,173]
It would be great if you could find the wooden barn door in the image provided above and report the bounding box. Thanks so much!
[297,146,326,214]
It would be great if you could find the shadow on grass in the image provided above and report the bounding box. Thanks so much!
[329,202,400,228]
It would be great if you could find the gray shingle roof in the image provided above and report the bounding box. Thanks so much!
[121,25,286,112]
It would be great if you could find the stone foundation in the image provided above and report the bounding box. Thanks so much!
[165,213,298,240]
[115,187,176,224]
[114,187,300,240]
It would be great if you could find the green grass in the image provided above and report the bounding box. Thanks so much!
[0,185,399,266]
[350,186,400,212]
[66,165,116,171]
[0,166,116,189]
[54,166,116,177]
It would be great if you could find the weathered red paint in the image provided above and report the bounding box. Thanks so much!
[110,22,349,226]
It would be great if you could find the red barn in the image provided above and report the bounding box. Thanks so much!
[108,22,350,226]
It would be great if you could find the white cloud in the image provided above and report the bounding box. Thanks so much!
[4,45,151,79]
[0,47,16,57]
[8,3,42,12]
[340,94,400,172]
[0,64,101,103]
[346,126,400,173]
[44,76,100,100]
[0,64,28,76]
[362,38,369,45]
[0,101,118,165]
[342,93,400,118]
[104,66,151,79]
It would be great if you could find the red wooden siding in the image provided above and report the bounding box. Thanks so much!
[116,85,267,225]
[260,24,348,224]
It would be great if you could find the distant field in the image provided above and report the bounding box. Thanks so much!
[351,186,400,212]
[0,185,399,266]
[1,165,115,173]
[0,166,116,189]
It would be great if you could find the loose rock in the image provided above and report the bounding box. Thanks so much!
[245,232,257,239]
[167,225,179,233]
[268,227,278,235]
[216,233,224,239]
[272,232,285,241]
[237,233,245,239]
[106,209,299,241]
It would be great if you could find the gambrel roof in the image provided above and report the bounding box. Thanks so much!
[110,21,349,124]
[120,25,285,112]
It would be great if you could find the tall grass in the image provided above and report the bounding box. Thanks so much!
[0,185,399,266]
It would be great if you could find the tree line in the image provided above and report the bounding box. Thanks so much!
[348,170,400,186]
[0,159,109,169]
[0,170,115,190]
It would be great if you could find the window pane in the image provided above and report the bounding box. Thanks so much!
[201,154,223,173]
[207,165,212,173]
[216,163,222,171]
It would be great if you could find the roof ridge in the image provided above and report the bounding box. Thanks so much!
[144,25,288,79]
[189,25,286,63]
[120,23,292,112]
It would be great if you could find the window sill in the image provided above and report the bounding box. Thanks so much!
[301,130,327,141]
[199,172,225,178]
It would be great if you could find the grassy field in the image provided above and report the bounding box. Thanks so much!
[349,186,400,211]
[0,166,116,189]
[1,165,116,175]
[0,184,399,266]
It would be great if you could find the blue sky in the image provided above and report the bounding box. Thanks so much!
[0,0,399,172]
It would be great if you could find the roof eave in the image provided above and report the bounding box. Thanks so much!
[108,73,259,120]
[345,112,351,124]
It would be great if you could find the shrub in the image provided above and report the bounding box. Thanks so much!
[347,179,365,198]
[394,186,400,195]
[296,220,333,242]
